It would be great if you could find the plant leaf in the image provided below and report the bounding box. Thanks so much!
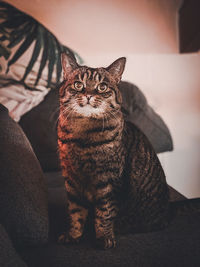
[7,25,37,71]
[0,36,7,41]
[34,28,48,86]
[8,22,33,48]
[0,1,16,9]
[21,27,43,82]
[0,27,9,37]
[0,43,10,59]
[55,39,62,84]
[0,16,28,29]
[47,33,57,87]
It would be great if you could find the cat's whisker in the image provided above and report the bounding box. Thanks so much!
[107,110,129,137]
[57,106,73,121]
[61,105,76,124]
[50,105,61,122]
[53,108,68,128]
[50,99,72,122]
[110,110,128,137]
[60,111,73,127]
[54,103,77,128]
[101,115,105,133]
[104,113,109,128]
[53,108,73,129]
[107,110,118,121]
[62,103,76,115]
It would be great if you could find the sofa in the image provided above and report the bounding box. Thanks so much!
[1,144,200,267]
[21,173,200,267]
[0,80,200,267]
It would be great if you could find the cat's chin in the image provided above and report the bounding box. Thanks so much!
[74,105,104,118]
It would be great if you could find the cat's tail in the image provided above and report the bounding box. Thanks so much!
[115,198,200,235]
[169,198,200,218]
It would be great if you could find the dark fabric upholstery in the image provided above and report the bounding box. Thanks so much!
[20,211,200,267]
[19,88,60,171]
[0,104,49,247]
[19,81,173,172]
[18,171,200,267]
[119,81,173,153]
[0,224,27,267]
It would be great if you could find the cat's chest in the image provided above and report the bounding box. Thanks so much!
[68,142,122,170]
[65,139,124,184]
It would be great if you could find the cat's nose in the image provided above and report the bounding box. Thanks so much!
[86,95,92,104]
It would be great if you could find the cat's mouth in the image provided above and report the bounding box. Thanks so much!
[79,103,97,108]
[74,103,105,117]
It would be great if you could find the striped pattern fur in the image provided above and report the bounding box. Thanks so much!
[57,55,170,249]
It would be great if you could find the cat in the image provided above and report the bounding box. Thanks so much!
[57,53,170,249]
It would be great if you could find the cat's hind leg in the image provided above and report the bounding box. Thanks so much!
[127,151,170,233]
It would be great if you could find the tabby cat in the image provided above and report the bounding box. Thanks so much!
[57,53,170,249]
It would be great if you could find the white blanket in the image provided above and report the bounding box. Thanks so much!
[0,41,56,121]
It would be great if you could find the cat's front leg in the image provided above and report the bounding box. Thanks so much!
[58,199,88,244]
[94,186,117,249]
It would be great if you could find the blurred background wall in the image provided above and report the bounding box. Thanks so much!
[6,0,181,55]
[7,0,200,197]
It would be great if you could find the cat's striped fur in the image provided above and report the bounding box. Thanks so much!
[57,54,170,249]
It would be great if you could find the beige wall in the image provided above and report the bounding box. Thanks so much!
[7,0,181,56]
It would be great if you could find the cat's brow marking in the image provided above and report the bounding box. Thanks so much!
[93,71,104,86]
[95,73,101,83]
[87,69,92,80]
[77,69,105,89]
[78,73,88,88]
[92,70,97,80]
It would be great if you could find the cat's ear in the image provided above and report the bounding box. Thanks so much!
[61,53,79,80]
[106,57,126,83]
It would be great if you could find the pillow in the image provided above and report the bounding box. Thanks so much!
[19,81,173,172]
[0,104,48,247]
[0,1,82,121]
[118,81,173,153]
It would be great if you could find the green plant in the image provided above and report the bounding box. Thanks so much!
[0,1,83,89]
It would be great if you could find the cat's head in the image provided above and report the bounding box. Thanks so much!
[59,53,126,118]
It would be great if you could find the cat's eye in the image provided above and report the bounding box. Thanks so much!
[74,81,84,91]
[97,83,108,93]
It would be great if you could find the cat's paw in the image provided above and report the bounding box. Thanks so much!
[58,232,81,245]
[96,236,116,250]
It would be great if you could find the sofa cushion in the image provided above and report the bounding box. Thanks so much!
[0,224,27,267]
[0,104,48,247]
[19,87,60,171]
[119,81,173,153]
[21,211,200,267]
[19,171,200,267]
[44,171,186,241]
